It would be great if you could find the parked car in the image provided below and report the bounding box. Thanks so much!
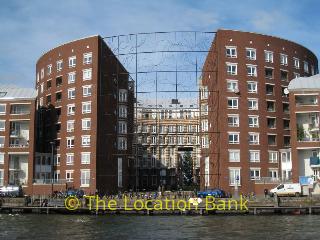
[197,189,226,198]
[0,185,23,197]
[269,183,302,197]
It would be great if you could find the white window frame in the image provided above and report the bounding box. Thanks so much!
[248,115,259,127]
[82,85,92,97]
[83,68,92,80]
[0,120,5,131]
[119,89,128,102]
[66,153,74,165]
[68,72,76,84]
[67,88,76,100]
[247,64,257,77]
[229,149,240,162]
[246,48,256,60]
[80,169,90,187]
[228,132,239,144]
[56,60,63,72]
[247,81,257,93]
[226,63,237,75]
[67,104,75,116]
[229,168,241,186]
[269,151,278,163]
[249,132,260,145]
[81,152,91,164]
[66,170,74,182]
[81,135,91,146]
[226,46,237,58]
[67,120,75,132]
[118,137,127,150]
[264,50,273,63]
[293,57,300,69]
[47,64,52,75]
[82,101,91,114]
[0,104,6,115]
[0,136,4,148]
[227,97,238,109]
[118,121,127,134]
[0,169,4,186]
[0,153,4,164]
[227,80,238,92]
[304,61,309,73]
[119,105,127,118]
[227,114,239,127]
[280,54,288,66]
[248,98,258,110]
[250,168,261,180]
[82,118,91,130]
[83,52,92,64]
[68,56,76,68]
[249,150,260,162]
[66,137,75,148]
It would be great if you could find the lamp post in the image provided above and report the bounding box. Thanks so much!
[50,141,55,197]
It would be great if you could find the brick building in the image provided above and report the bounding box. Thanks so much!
[200,29,318,195]
[0,85,37,193]
[34,35,134,195]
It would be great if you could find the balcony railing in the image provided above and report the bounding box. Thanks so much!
[254,177,292,184]
[310,157,320,166]
[33,179,66,184]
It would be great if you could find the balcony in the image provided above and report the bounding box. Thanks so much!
[10,105,31,115]
[310,157,320,166]
[295,95,318,106]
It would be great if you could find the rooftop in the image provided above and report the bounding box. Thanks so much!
[0,85,37,100]
[288,74,320,92]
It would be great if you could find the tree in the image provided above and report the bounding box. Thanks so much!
[297,124,305,141]
[182,151,194,187]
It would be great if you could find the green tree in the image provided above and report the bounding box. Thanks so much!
[297,124,305,141]
[182,151,193,187]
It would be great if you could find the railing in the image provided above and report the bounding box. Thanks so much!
[33,179,66,184]
[299,137,320,142]
[254,177,292,184]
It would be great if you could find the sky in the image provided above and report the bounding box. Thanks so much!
[0,0,320,88]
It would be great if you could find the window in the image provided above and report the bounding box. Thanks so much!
[280,54,288,65]
[269,169,278,178]
[41,68,44,79]
[82,135,91,146]
[66,153,74,165]
[269,151,278,163]
[250,168,260,180]
[283,119,290,130]
[46,80,52,89]
[226,63,237,75]
[228,132,239,144]
[293,58,300,69]
[247,65,257,77]
[201,136,209,148]
[267,101,275,112]
[119,89,128,102]
[68,72,76,84]
[54,154,61,166]
[200,86,208,100]
[0,104,6,114]
[83,85,92,97]
[56,60,63,72]
[118,137,127,150]
[248,115,259,127]
[247,81,257,93]
[248,98,258,110]
[266,84,274,95]
[81,170,90,187]
[69,56,76,68]
[119,106,127,118]
[47,64,52,75]
[229,168,241,186]
[118,157,123,187]
[227,80,238,92]
[280,70,288,81]
[246,48,256,60]
[0,153,4,164]
[118,121,127,134]
[304,61,309,73]
[294,72,300,78]
[0,137,4,148]
[83,53,92,64]
[66,170,74,182]
[67,104,75,115]
[81,152,91,164]
[56,76,62,87]
[228,114,239,127]
[283,103,289,113]
[268,135,277,145]
[82,102,91,114]
[82,118,91,130]
[265,67,273,79]
[265,51,273,63]
[83,69,92,80]
[66,137,75,148]
[227,98,238,109]
[229,149,240,162]
[0,120,5,131]
[249,150,260,162]
[267,118,276,128]
[226,46,237,58]
[0,169,3,186]
[67,88,75,100]
[46,95,51,104]
[249,132,259,145]
[67,120,75,132]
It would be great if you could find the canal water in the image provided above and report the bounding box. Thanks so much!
[0,214,318,239]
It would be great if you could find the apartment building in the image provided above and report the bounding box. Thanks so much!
[0,85,37,193]
[34,35,134,195]
[200,29,318,195]
[288,75,320,187]
[135,101,200,190]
